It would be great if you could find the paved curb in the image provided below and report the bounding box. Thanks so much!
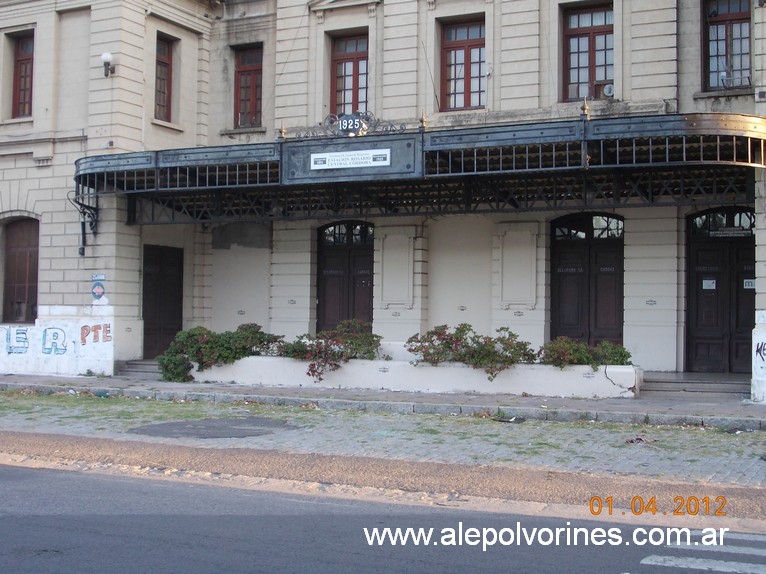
[2,381,765,431]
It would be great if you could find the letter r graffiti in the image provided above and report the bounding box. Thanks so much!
[42,328,67,355]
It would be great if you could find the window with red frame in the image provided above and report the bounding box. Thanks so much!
[332,35,368,115]
[563,5,613,101]
[155,36,173,122]
[704,0,750,90]
[13,33,34,118]
[441,21,485,111]
[234,46,263,128]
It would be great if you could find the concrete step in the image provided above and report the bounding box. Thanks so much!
[641,372,750,400]
[119,360,163,380]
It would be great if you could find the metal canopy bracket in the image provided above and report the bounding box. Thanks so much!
[68,187,98,255]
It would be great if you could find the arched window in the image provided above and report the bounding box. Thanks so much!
[3,218,39,323]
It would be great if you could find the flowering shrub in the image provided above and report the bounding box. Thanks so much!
[405,324,536,381]
[158,321,631,384]
[537,336,632,370]
[279,319,383,381]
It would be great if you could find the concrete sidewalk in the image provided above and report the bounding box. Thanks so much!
[1,372,764,431]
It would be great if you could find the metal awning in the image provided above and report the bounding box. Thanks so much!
[72,113,764,226]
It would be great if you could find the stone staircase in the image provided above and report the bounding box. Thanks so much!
[118,360,163,381]
[640,371,751,400]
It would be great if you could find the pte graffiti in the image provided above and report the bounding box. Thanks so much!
[81,324,112,345]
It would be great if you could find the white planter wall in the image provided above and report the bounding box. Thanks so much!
[191,356,641,399]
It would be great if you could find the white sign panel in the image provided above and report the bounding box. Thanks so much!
[702,279,716,290]
[744,279,756,290]
[311,149,391,170]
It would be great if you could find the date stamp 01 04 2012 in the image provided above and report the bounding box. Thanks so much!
[589,496,727,517]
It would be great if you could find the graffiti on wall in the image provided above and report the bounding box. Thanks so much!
[81,324,112,345]
[0,323,112,355]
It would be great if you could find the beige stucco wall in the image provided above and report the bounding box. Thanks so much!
[1,0,761,373]
[211,243,271,333]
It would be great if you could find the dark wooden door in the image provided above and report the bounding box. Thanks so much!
[143,245,183,358]
[687,241,754,372]
[551,214,624,346]
[317,222,373,333]
[552,242,623,345]
[3,219,38,323]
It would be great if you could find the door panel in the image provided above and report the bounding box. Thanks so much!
[731,245,755,372]
[350,250,373,324]
[591,247,622,344]
[317,223,374,333]
[551,247,588,340]
[687,240,753,373]
[551,240,623,345]
[143,245,183,359]
[3,219,39,323]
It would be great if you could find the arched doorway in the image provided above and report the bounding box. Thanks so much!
[551,213,624,345]
[316,221,374,332]
[686,207,754,373]
[3,218,39,323]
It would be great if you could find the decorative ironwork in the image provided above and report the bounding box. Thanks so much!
[293,111,407,139]
[73,113,764,226]
[68,187,99,255]
[68,188,98,234]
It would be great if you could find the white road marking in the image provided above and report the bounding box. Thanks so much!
[640,555,766,573]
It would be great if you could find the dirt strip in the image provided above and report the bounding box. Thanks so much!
[2,430,764,525]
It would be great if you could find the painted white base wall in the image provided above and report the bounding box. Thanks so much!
[752,378,765,402]
[0,306,115,377]
[191,356,641,399]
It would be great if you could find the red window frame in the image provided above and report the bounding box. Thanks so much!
[155,36,173,122]
[441,21,486,111]
[12,33,34,118]
[703,0,750,91]
[234,46,263,128]
[331,35,368,115]
[563,5,614,101]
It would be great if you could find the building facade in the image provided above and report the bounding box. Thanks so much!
[2,0,766,398]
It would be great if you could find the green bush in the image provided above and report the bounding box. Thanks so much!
[157,321,632,384]
[280,319,382,381]
[404,323,472,366]
[593,339,633,366]
[537,336,632,370]
[157,324,282,382]
[405,324,536,381]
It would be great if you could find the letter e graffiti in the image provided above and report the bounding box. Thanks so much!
[757,341,766,362]
[43,328,67,355]
[4,327,29,354]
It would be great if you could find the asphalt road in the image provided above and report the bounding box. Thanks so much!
[5,464,765,574]
[1,429,765,529]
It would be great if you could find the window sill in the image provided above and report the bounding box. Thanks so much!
[0,117,33,126]
[151,118,184,132]
[439,106,486,113]
[693,88,752,100]
[220,126,267,136]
